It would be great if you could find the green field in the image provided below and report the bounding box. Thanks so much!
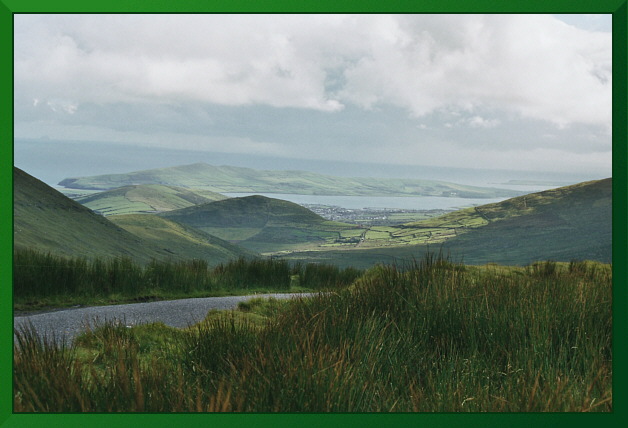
[75,184,227,216]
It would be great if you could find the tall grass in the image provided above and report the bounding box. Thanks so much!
[14,249,362,308]
[14,253,612,412]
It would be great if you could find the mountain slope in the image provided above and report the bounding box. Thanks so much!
[14,167,164,261]
[275,178,612,266]
[13,167,253,264]
[160,195,361,253]
[439,178,612,264]
[76,184,227,216]
[59,162,523,198]
[108,214,257,262]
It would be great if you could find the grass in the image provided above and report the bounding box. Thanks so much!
[14,167,252,264]
[14,252,612,412]
[76,184,226,216]
[13,248,362,312]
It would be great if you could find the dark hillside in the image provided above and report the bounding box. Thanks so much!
[161,195,325,229]
[109,214,257,263]
[274,178,612,267]
[13,167,253,264]
[160,195,360,253]
[440,178,612,264]
[14,167,164,261]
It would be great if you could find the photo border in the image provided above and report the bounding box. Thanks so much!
[2,1,626,427]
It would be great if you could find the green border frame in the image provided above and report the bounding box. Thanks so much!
[2,1,625,427]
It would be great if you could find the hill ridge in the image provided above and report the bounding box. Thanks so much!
[58,162,524,198]
[75,183,227,216]
[160,194,358,253]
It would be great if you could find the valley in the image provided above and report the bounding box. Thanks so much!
[17,163,612,267]
[12,163,614,413]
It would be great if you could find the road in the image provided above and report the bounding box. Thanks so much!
[14,293,316,345]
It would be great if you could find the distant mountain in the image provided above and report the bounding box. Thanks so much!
[160,195,361,253]
[75,184,227,216]
[13,167,253,264]
[59,162,523,198]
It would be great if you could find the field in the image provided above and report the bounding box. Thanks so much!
[13,253,612,412]
[75,184,227,216]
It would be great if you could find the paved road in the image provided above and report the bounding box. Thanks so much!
[14,293,315,345]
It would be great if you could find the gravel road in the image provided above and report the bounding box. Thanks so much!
[14,293,316,345]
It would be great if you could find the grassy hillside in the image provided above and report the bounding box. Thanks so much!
[276,178,612,266]
[59,162,522,198]
[439,178,612,264]
[160,195,363,253]
[76,184,227,216]
[13,167,251,264]
[109,214,256,263]
[14,167,163,262]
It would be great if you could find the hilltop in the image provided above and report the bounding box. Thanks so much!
[13,167,253,264]
[160,195,362,253]
[59,162,523,198]
[76,184,227,216]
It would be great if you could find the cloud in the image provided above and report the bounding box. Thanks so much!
[467,116,500,128]
[13,14,612,177]
[15,14,611,126]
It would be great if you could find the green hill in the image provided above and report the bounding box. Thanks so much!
[439,178,612,264]
[14,167,165,261]
[75,184,227,216]
[108,214,256,262]
[275,178,612,267]
[59,162,522,198]
[160,195,362,253]
[13,167,253,264]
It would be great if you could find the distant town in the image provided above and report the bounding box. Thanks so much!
[300,204,452,226]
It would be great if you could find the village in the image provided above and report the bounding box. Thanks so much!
[300,204,452,226]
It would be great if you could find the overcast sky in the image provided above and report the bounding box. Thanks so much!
[14,14,612,179]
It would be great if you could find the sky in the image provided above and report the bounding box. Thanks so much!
[13,14,613,184]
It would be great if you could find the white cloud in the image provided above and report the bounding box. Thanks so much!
[15,14,611,127]
[13,14,612,177]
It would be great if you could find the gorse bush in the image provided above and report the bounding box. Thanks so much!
[14,252,612,412]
